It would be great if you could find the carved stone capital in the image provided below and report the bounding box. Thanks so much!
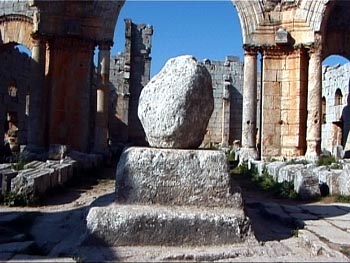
[98,41,113,51]
[243,45,258,57]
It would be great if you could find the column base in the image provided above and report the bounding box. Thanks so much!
[238,147,259,163]
[304,140,321,162]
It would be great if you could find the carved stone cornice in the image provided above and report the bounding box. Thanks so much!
[243,44,259,56]
[304,33,323,56]
[260,43,308,57]
[0,14,33,24]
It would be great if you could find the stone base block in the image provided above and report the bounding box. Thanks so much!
[116,147,242,208]
[86,204,252,246]
[238,147,259,163]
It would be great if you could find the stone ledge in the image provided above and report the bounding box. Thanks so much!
[86,204,252,246]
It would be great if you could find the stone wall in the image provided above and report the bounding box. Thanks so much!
[321,63,350,155]
[201,56,244,147]
[0,45,31,149]
[0,1,35,17]
[261,48,308,159]
[109,19,153,146]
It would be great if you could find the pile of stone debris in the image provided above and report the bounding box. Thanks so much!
[0,145,104,205]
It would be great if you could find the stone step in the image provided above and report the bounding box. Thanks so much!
[86,204,252,246]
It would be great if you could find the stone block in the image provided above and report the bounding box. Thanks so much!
[317,167,341,196]
[277,164,304,183]
[116,147,242,208]
[265,161,286,180]
[86,204,251,246]
[23,161,46,170]
[30,170,52,195]
[56,164,68,185]
[43,168,58,189]
[1,169,18,194]
[294,168,320,200]
[48,144,68,160]
[339,165,350,196]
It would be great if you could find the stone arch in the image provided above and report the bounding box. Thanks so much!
[296,0,330,32]
[232,1,263,44]
[0,14,34,50]
[319,0,350,59]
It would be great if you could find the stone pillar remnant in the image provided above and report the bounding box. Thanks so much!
[305,47,322,159]
[221,74,231,147]
[240,47,258,160]
[27,35,46,149]
[94,42,111,153]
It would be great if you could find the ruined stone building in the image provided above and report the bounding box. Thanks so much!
[233,0,350,160]
[201,57,244,147]
[0,46,31,151]
[0,0,349,162]
[109,19,251,148]
[0,0,124,155]
[321,63,350,156]
[109,19,152,146]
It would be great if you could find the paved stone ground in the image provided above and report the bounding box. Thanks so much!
[0,167,349,262]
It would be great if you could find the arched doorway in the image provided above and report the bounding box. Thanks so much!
[231,0,350,160]
[320,0,350,157]
[321,55,349,153]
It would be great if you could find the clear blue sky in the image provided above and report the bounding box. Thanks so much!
[112,1,243,77]
[111,0,347,76]
[15,0,347,74]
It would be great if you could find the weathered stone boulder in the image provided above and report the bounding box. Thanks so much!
[116,147,242,208]
[138,55,214,149]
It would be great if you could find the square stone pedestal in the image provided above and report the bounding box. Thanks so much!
[116,147,242,207]
[86,147,252,246]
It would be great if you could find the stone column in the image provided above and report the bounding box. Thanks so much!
[240,47,258,161]
[27,35,46,149]
[94,42,111,153]
[221,75,231,147]
[305,47,322,160]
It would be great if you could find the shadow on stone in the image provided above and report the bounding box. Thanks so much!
[245,201,350,242]
[0,191,118,261]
